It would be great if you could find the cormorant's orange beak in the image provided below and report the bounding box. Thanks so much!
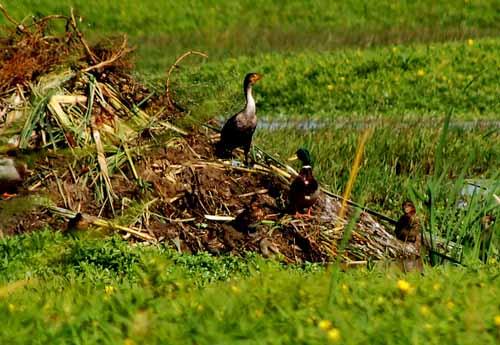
[253,74,263,82]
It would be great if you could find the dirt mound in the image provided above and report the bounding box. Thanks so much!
[0,7,420,264]
[1,128,419,264]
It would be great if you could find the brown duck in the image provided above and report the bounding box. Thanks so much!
[215,72,263,166]
[395,201,421,247]
[287,148,319,217]
[0,157,27,199]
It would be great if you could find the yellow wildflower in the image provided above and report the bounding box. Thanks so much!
[341,283,349,292]
[230,285,241,295]
[420,305,430,316]
[494,315,500,328]
[392,47,398,53]
[432,283,441,291]
[318,319,333,331]
[339,76,345,82]
[417,69,425,77]
[424,323,433,331]
[397,279,412,294]
[196,304,204,312]
[467,39,474,46]
[254,309,263,319]
[446,300,455,310]
[375,296,385,305]
[104,285,116,295]
[327,328,341,341]
[8,303,15,312]
[124,339,135,345]
[327,84,334,91]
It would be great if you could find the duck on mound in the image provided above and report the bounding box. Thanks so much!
[0,157,27,199]
[288,148,319,217]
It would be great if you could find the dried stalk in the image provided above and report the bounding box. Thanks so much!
[81,35,133,73]
[204,215,235,221]
[69,7,98,64]
[0,4,28,33]
[165,50,208,108]
[48,205,156,242]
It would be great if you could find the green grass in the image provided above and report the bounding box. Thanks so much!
[1,231,499,344]
[1,2,500,343]
[3,0,500,71]
[255,123,500,211]
[171,38,500,120]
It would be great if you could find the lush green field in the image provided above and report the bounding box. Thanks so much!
[172,38,500,120]
[1,1,500,344]
[1,231,500,344]
[3,0,500,70]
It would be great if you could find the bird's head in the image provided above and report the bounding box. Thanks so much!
[295,148,313,167]
[244,73,263,88]
[402,201,416,216]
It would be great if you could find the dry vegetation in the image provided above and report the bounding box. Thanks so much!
[0,8,429,265]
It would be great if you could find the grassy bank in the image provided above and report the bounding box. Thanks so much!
[1,2,499,344]
[1,231,499,344]
[171,38,500,120]
[3,0,500,70]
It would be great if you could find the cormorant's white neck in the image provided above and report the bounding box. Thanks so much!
[244,85,256,116]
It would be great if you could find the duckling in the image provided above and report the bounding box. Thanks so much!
[0,157,27,199]
[479,214,496,262]
[215,72,263,166]
[232,196,265,233]
[64,212,91,238]
[288,148,319,217]
[395,201,421,247]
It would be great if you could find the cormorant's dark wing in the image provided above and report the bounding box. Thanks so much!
[215,114,239,157]
[216,112,256,157]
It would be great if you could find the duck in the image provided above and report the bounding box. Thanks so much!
[0,157,27,199]
[287,148,319,217]
[64,212,90,237]
[232,196,266,233]
[395,201,421,247]
[478,214,495,262]
[215,72,263,166]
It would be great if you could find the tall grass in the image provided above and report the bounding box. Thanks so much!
[255,123,499,211]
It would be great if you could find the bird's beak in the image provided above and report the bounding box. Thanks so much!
[287,155,298,161]
[254,74,263,82]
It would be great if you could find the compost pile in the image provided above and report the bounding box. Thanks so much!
[0,8,420,264]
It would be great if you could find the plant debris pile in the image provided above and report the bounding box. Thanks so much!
[0,8,422,264]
